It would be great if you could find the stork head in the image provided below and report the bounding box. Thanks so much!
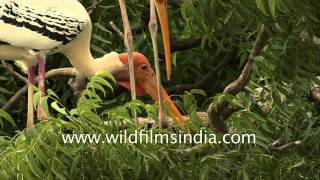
[111,52,184,127]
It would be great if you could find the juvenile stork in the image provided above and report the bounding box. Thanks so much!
[0,0,182,128]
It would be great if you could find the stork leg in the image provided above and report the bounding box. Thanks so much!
[26,66,35,129]
[149,0,168,128]
[37,55,47,121]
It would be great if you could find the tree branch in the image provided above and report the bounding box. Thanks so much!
[149,0,168,128]
[2,68,79,112]
[170,37,202,52]
[1,61,28,83]
[207,25,269,133]
[119,0,138,123]
[109,21,124,40]
[86,0,107,15]
[268,138,302,151]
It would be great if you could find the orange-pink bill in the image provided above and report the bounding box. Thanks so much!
[154,0,171,80]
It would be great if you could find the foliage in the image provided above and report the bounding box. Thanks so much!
[1,0,320,179]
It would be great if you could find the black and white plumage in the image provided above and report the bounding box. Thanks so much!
[0,0,124,128]
[0,0,177,129]
[0,0,89,51]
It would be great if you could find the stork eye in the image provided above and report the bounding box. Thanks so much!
[141,65,148,70]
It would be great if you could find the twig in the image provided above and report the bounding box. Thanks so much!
[118,0,137,123]
[149,0,168,128]
[109,21,124,40]
[170,37,202,52]
[268,138,302,151]
[3,68,79,111]
[86,0,100,14]
[207,25,269,133]
[1,61,28,83]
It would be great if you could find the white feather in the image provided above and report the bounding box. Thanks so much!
[14,60,27,74]
[0,0,90,52]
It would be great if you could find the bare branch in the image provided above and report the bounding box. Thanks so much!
[224,25,269,95]
[2,68,79,111]
[1,61,28,83]
[109,21,124,40]
[149,0,168,128]
[207,25,269,133]
[118,0,137,123]
[170,37,202,52]
[268,138,302,151]
[86,0,102,15]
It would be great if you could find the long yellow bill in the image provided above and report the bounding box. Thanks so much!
[154,0,171,80]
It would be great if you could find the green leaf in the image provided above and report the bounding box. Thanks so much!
[0,87,14,95]
[224,9,234,24]
[289,158,305,170]
[268,0,277,18]
[51,102,68,115]
[190,89,207,96]
[92,34,111,44]
[256,0,268,16]
[0,109,16,127]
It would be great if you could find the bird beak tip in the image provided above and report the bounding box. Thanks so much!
[141,76,185,128]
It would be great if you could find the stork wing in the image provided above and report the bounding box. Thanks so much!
[0,1,88,51]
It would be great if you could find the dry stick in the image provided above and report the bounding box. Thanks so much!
[109,21,124,39]
[267,138,302,151]
[118,0,138,123]
[87,0,99,14]
[149,0,168,128]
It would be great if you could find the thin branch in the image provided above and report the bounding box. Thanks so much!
[170,37,202,52]
[118,0,137,123]
[109,21,124,40]
[268,138,302,151]
[207,25,269,133]
[224,25,269,95]
[1,61,28,83]
[3,68,79,111]
[86,0,102,14]
[149,0,168,128]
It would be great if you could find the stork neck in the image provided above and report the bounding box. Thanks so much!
[63,25,123,77]
[64,48,123,77]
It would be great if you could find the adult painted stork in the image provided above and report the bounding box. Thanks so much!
[0,0,181,128]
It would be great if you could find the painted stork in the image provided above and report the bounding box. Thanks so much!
[0,0,182,128]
